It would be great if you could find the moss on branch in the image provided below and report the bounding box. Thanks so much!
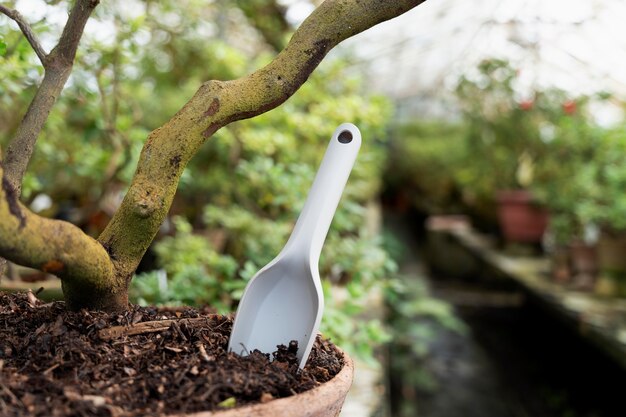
[99,0,426,280]
[0,161,122,310]
[2,0,99,195]
[0,0,427,312]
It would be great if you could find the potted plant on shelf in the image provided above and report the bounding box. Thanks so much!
[544,212,598,290]
[580,127,626,296]
[0,1,429,415]
[531,91,626,296]
[531,93,602,289]
[455,59,551,245]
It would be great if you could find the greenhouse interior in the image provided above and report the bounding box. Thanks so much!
[1,0,626,416]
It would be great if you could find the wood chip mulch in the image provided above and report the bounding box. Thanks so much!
[0,292,343,416]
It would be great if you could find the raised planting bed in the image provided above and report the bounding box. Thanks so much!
[431,221,626,370]
[0,292,351,417]
[0,278,63,302]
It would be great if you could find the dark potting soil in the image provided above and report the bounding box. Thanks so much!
[0,292,344,417]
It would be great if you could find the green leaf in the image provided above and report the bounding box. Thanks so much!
[0,39,7,57]
[217,397,236,408]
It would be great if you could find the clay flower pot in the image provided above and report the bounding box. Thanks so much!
[168,351,354,417]
[550,245,571,284]
[1,295,354,416]
[568,241,597,290]
[496,189,549,244]
[595,231,626,296]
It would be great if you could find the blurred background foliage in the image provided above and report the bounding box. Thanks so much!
[390,58,626,244]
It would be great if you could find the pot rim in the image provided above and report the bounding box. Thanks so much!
[166,348,354,417]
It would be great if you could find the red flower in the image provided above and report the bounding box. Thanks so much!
[519,100,533,111]
[563,100,576,114]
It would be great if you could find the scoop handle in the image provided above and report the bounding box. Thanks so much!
[283,123,361,265]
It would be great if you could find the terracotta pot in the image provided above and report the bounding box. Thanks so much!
[168,351,354,417]
[496,189,549,244]
[550,245,571,284]
[597,232,626,274]
[568,241,597,290]
[595,232,626,296]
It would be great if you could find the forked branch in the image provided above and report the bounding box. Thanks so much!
[2,0,99,194]
[0,4,47,65]
[0,0,99,280]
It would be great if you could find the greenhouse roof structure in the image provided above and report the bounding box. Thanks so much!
[330,0,626,121]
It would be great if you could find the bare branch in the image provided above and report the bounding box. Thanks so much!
[0,4,47,65]
[52,0,100,66]
[98,0,428,280]
[2,0,99,194]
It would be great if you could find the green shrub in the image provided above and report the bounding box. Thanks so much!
[387,119,468,213]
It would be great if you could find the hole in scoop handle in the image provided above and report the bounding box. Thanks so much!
[285,123,362,264]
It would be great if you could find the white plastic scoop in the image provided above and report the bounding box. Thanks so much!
[228,123,361,369]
